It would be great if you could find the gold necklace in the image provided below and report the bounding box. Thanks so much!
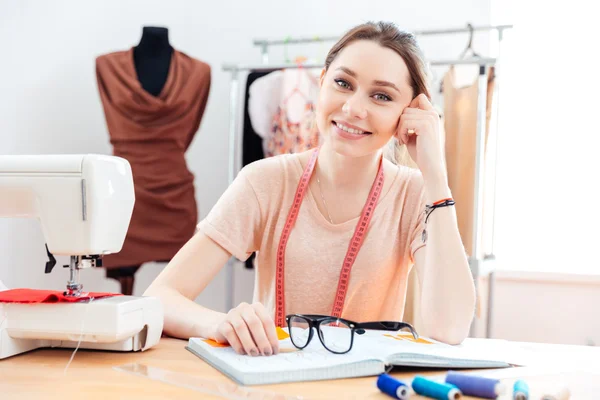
[316,174,334,224]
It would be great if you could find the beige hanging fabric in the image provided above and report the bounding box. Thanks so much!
[404,66,495,331]
[442,65,495,257]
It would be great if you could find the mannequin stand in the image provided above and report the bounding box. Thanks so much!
[106,266,140,295]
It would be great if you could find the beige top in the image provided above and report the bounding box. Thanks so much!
[198,152,427,323]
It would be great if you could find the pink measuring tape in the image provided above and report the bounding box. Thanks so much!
[274,147,385,327]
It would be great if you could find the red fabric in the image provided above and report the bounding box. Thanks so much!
[0,289,122,303]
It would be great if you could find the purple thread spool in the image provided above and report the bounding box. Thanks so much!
[445,371,506,399]
[377,374,410,400]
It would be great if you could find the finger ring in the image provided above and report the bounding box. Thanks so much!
[407,129,416,135]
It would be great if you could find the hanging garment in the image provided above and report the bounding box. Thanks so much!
[96,48,211,268]
[248,71,284,140]
[242,70,275,269]
[443,65,495,257]
[248,69,321,142]
[250,68,320,157]
[265,102,320,157]
[243,71,274,170]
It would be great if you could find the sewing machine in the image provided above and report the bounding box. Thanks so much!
[0,154,163,359]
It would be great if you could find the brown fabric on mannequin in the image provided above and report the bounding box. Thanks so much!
[96,49,211,271]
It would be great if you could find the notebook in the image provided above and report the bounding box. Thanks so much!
[186,327,517,386]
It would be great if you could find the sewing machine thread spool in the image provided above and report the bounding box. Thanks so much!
[445,371,505,399]
[412,376,461,400]
[377,374,410,400]
[513,379,529,400]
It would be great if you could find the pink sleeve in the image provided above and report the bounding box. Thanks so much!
[197,167,264,261]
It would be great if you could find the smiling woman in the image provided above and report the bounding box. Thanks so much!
[317,25,431,166]
[145,21,475,357]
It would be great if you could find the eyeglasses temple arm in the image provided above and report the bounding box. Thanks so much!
[355,322,419,339]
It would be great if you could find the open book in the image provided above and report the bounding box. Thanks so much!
[186,327,516,386]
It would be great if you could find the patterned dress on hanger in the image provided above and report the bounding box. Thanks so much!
[265,102,321,157]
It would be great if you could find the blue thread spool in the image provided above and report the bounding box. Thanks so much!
[445,371,506,399]
[513,380,529,400]
[412,376,461,400]
[377,374,410,400]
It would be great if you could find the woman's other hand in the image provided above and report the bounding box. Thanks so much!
[396,93,446,183]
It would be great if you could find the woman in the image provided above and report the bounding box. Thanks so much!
[144,21,476,357]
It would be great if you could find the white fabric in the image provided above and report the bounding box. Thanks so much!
[248,70,283,139]
[248,68,321,141]
[0,279,8,291]
[279,68,320,122]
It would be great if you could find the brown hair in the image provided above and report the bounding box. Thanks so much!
[323,21,432,168]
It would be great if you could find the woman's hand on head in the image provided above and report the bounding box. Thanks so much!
[396,94,446,182]
[212,302,280,356]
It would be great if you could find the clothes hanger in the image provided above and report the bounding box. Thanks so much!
[282,58,311,106]
[440,23,480,93]
[284,36,291,63]
[458,23,481,60]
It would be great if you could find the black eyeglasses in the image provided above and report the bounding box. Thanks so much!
[285,314,419,354]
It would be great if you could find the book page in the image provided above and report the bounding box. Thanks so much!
[190,327,518,377]
[348,329,441,360]
[354,330,518,366]
[190,326,384,375]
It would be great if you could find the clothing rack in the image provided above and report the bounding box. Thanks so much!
[253,24,512,64]
[222,57,496,72]
[221,24,512,338]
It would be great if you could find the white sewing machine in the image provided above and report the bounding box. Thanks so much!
[0,154,163,359]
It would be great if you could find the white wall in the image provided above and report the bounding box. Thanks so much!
[473,272,600,346]
[488,0,600,276]
[0,0,492,312]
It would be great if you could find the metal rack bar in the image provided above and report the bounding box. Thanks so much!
[253,24,513,46]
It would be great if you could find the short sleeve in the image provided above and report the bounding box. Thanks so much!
[197,167,264,261]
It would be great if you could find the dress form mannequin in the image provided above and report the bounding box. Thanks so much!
[133,26,173,96]
[106,26,173,295]
[97,25,210,296]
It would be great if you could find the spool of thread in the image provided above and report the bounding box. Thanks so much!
[412,376,462,400]
[377,374,410,400]
[541,386,571,400]
[445,371,505,399]
[513,379,529,400]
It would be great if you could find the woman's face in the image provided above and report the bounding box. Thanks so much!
[316,40,414,158]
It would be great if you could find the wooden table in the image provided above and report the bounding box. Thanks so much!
[0,338,599,399]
